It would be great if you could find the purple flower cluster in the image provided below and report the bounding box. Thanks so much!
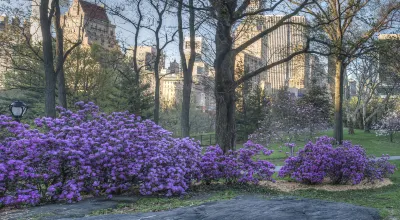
[200,141,275,184]
[279,136,396,185]
[0,102,201,206]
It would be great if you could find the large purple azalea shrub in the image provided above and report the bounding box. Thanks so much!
[200,141,275,184]
[279,136,396,185]
[0,102,201,207]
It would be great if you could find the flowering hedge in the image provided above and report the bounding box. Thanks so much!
[0,102,201,206]
[200,141,275,184]
[279,136,396,184]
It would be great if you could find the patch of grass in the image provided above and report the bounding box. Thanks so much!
[245,129,400,161]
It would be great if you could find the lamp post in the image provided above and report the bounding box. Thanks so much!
[9,101,28,122]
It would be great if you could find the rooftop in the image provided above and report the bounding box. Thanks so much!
[79,0,109,22]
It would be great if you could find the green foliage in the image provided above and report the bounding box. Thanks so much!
[236,84,268,141]
[160,103,215,137]
[298,79,333,124]
[1,40,154,118]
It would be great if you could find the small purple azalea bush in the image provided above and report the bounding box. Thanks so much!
[279,136,396,185]
[200,142,275,184]
[0,102,276,207]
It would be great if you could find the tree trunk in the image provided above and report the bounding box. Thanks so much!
[153,63,160,124]
[40,0,56,118]
[348,118,355,134]
[333,59,344,143]
[328,55,336,101]
[362,105,371,133]
[214,16,236,153]
[54,0,67,109]
[215,87,236,152]
[390,132,393,143]
[178,0,195,138]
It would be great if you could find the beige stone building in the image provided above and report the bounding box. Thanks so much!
[63,0,117,50]
[160,72,183,108]
[234,14,309,95]
[128,46,165,72]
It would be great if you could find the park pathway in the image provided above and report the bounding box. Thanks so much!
[3,196,380,220]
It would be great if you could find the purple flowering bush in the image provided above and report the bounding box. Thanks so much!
[200,141,275,184]
[0,102,201,207]
[279,136,396,185]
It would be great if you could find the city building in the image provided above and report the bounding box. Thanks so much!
[127,46,165,71]
[160,72,183,108]
[247,0,261,12]
[378,34,400,85]
[63,0,117,50]
[184,37,205,61]
[234,13,309,95]
[377,34,400,96]
[168,59,180,74]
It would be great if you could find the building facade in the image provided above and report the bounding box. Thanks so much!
[63,0,117,50]
[234,14,309,95]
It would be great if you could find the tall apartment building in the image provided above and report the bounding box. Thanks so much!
[160,73,183,108]
[246,0,263,13]
[184,37,205,61]
[234,14,309,94]
[377,34,400,96]
[168,59,180,74]
[63,0,117,50]
[128,46,166,72]
[378,34,400,85]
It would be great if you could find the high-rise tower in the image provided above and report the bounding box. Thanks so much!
[247,0,261,12]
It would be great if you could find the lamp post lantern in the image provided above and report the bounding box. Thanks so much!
[9,101,28,122]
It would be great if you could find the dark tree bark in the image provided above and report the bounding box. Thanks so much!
[178,0,196,137]
[214,11,237,152]
[334,59,344,143]
[40,0,57,117]
[54,0,67,109]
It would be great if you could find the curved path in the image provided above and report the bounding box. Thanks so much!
[4,196,380,220]
[72,196,380,220]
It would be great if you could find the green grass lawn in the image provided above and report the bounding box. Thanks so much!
[240,129,400,165]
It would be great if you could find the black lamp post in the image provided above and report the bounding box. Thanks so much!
[9,101,28,122]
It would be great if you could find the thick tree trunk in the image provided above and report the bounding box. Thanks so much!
[333,59,344,143]
[181,78,192,137]
[40,0,56,118]
[328,55,336,101]
[215,87,236,152]
[178,0,195,138]
[54,0,67,109]
[348,119,355,134]
[214,16,236,152]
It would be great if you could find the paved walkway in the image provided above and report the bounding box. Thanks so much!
[69,196,380,220]
[3,196,380,220]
